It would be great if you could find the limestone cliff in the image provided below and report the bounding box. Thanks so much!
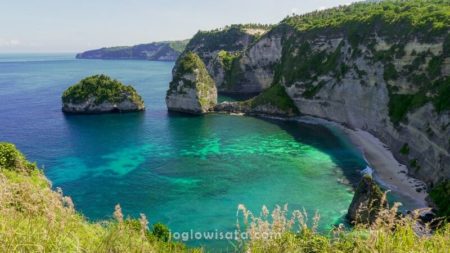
[182,24,272,93]
[220,1,450,191]
[174,1,450,200]
[166,52,217,114]
[62,75,145,114]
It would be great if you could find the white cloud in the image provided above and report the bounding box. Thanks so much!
[0,38,21,47]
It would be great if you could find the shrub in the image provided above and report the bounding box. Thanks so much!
[430,180,450,218]
[0,142,36,173]
[153,223,171,242]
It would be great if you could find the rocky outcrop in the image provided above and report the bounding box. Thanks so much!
[210,2,450,190]
[76,40,188,61]
[347,175,385,224]
[229,28,283,93]
[168,1,450,196]
[181,24,272,93]
[215,83,298,117]
[166,52,217,114]
[62,75,145,114]
[279,33,450,187]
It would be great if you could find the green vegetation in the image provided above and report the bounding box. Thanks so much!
[217,50,239,73]
[77,40,187,60]
[400,143,410,155]
[283,0,449,38]
[430,180,450,218]
[388,92,428,124]
[187,24,271,52]
[0,143,199,252]
[168,52,216,110]
[384,63,399,81]
[302,81,327,99]
[269,0,450,125]
[2,142,450,252]
[238,204,450,253]
[217,50,243,89]
[245,84,299,115]
[0,142,36,173]
[274,40,345,86]
[62,75,144,106]
[168,40,189,53]
[388,77,450,124]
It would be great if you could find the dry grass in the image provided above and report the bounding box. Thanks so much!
[0,143,201,253]
[1,142,449,252]
[236,200,450,253]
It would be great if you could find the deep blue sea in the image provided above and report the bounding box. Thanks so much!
[0,53,383,249]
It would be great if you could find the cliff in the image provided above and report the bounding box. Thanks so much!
[170,0,450,209]
[347,174,385,224]
[166,52,217,114]
[62,75,145,113]
[181,24,273,93]
[76,40,189,61]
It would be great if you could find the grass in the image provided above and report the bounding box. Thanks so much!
[237,201,450,253]
[1,142,449,252]
[0,142,200,253]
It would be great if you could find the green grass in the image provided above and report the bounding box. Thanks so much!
[1,142,450,252]
[0,142,200,253]
[62,75,144,106]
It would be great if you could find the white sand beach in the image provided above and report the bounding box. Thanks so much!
[296,116,429,210]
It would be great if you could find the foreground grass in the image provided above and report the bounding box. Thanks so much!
[237,203,449,252]
[1,142,449,252]
[0,143,200,253]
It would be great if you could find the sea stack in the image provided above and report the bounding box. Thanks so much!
[62,75,145,114]
[166,52,217,114]
[347,174,386,224]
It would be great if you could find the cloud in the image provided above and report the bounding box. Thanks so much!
[0,38,21,47]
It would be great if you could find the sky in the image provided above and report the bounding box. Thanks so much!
[0,0,357,53]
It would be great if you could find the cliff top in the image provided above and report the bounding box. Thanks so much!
[283,0,449,36]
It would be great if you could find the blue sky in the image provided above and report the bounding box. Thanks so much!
[0,0,356,52]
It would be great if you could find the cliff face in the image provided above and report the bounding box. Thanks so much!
[63,96,144,114]
[223,3,450,187]
[181,25,272,93]
[278,31,450,186]
[176,2,450,189]
[166,52,217,114]
[76,40,188,61]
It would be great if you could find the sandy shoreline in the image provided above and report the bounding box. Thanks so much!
[295,116,428,210]
[221,112,429,210]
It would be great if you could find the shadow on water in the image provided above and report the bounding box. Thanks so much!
[260,117,366,188]
[60,112,147,171]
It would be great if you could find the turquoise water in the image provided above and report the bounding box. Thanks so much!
[0,54,368,249]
